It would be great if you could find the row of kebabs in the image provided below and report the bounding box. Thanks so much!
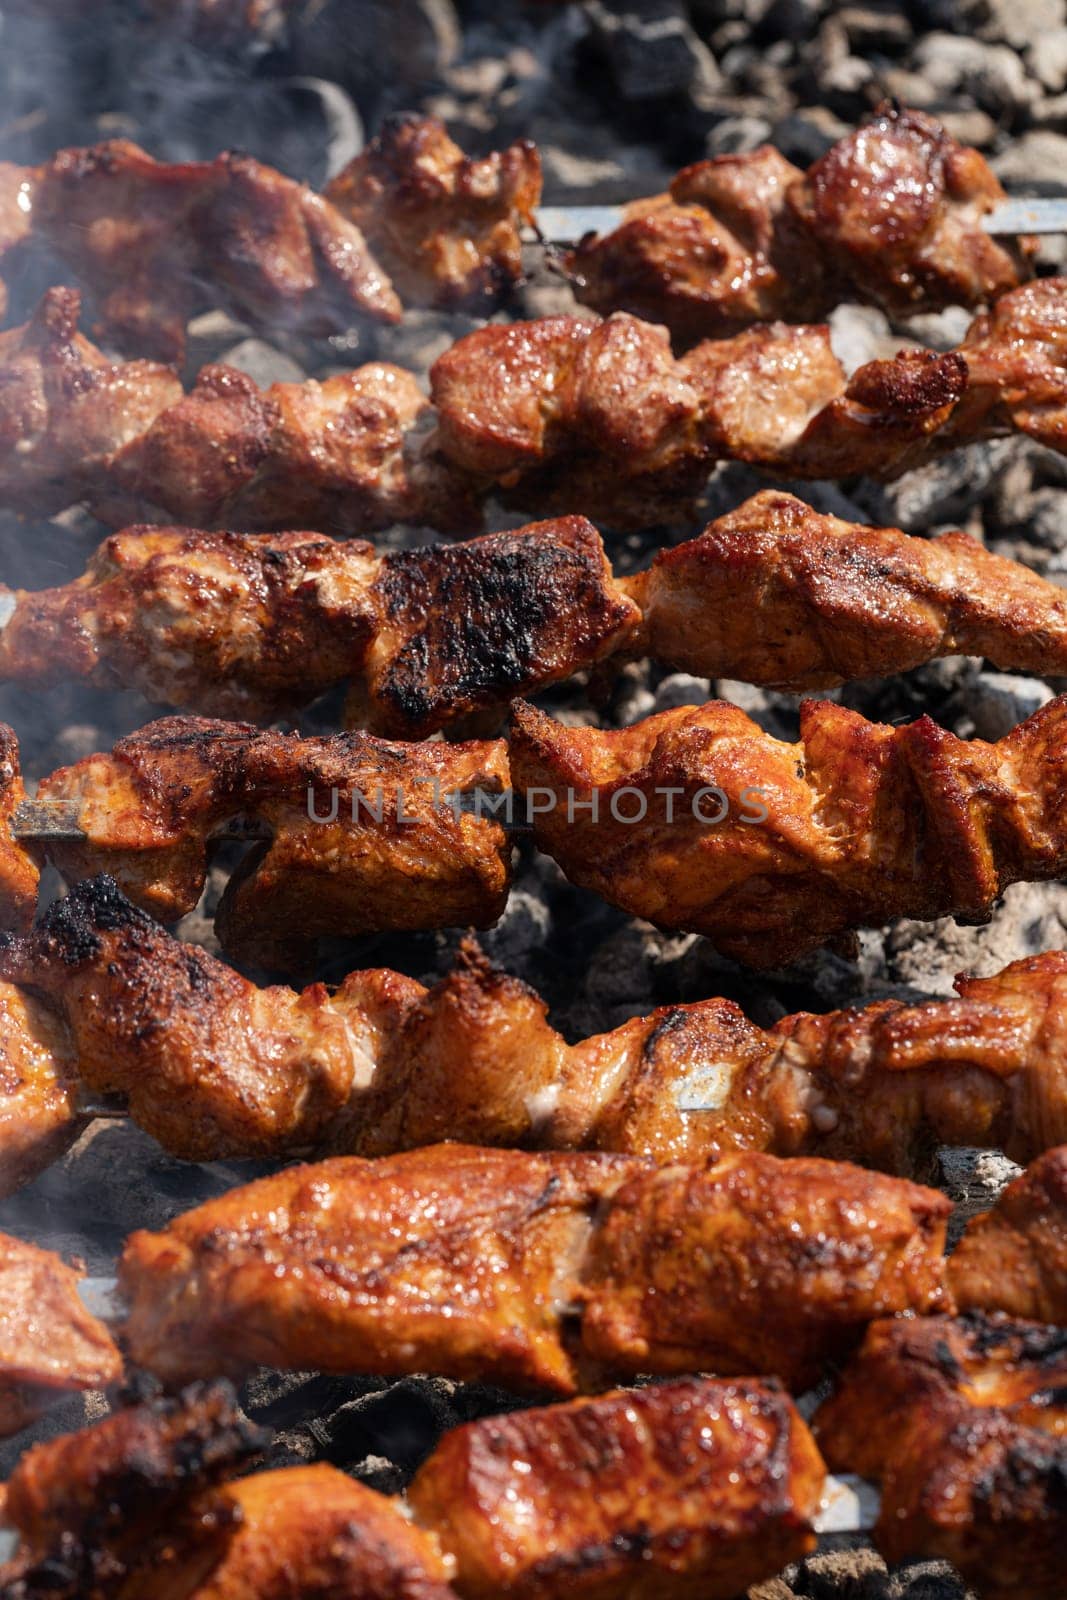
[2,678,1067,968]
[1,873,1067,1192]
[4,1316,1062,1600]
[0,103,1035,353]
[4,270,1065,535]
[2,1135,1067,1597]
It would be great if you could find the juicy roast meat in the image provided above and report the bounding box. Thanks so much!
[0,139,400,362]
[6,491,1067,729]
[25,716,512,971]
[326,113,541,311]
[9,879,1067,1184]
[115,1143,950,1392]
[509,689,1067,968]
[814,1313,1067,1600]
[4,282,1067,533]
[569,103,1033,342]
[0,1378,825,1600]
[0,725,38,936]
[0,1233,122,1438]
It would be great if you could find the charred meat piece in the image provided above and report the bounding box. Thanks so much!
[327,113,541,312]
[814,1313,1067,1600]
[115,1143,950,1392]
[0,1380,266,1597]
[0,139,400,362]
[7,491,1067,728]
[0,1234,122,1438]
[509,689,1067,969]
[28,716,512,971]
[0,517,637,732]
[8,879,1067,1183]
[569,103,1033,345]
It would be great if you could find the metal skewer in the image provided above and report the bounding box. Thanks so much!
[533,195,1067,241]
[8,795,536,842]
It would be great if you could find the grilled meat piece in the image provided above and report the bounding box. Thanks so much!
[0,139,400,362]
[430,279,1067,524]
[116,1143,950,1392]
[569,104,1033,343]
[28,716,512,970]
[0,516,637,732]
[814,1313,1067,1600]
[408,1377,825,1600]
[0,725,38,936]
[5,283,1067,533]
[0,982,82,1195]
[9,879,1067,1182]
[0,1379,825,1600]
[0,1234,122,1438]
[7,491,1067,728]
[509,689,1067,968]
[178,1466,454,1600]
[0,1380,266,1597]
[8,687,1067,969]
[0,288,473,534]
[327,113,541,312]
[949,1144,1067,1322]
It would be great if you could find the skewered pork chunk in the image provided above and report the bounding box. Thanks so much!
[0,1234,122,1438]
[430,279,1067,523]
[569,104,1033,343]
[0,516,637,732]
[406,1377,825,1600]
[8,688,1067,969]
[26,716,512,971]
[814,1313,1067,1600]
[509,689,1067,968]
[6,491,1067,730]
[0,139,401,362]
[948,1144,1067,1322]
[0,1378,824,1600]
[0,1380,267,1597]
[8,878,1067,1184]
[5,283,1067,533]
[115,1143,950,1392]
[0,288,473,534]
[326,113,541,312]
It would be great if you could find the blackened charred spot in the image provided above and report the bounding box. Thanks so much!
[35,874,152,963]
[372,524,630,735]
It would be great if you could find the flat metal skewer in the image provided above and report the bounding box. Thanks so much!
[533,195,1067,241]
[9,795,535,842]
